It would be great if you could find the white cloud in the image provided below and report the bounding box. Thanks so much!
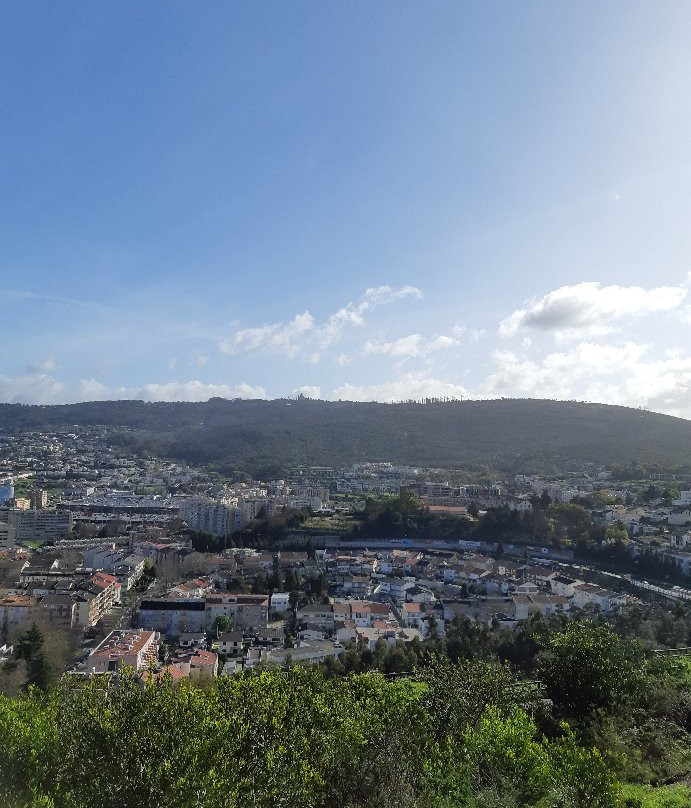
[0,376,266,404]
[331,374,469,402]
[220,311,315,358]
[319,285,422,348]
[26,358,57,373]
[363,333,459,358]
[219,284,422,359]
[483,340,691,418]
[500,281,687,338]
[292,385,321,399]
[114,381,266,402]
[0,373,66,404]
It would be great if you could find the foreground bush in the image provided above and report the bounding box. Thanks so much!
[0,662,619,808]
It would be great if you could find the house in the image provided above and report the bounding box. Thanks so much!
[355,626,423,651]
[268,640,344,667]
[550,575,583,597]
[401,602,425,631]
[169,578,212,599]
[406,586,435,605]
[113,554,147,590]
[254,626,284,646]
[298,626,326,642]
[73,572,122,627]
[139,663,187,684]
[520,565,558,588]
[668,510,691,527]
[336,575,371,597]
[374,576,413,601]
[332,600,393,628]
[39,592,79,628]
[217,631,243,656]
[0,593,37,629]
[443,597,516,624]
[572,584,624,613]
[269,592,291,614]
[296,603,335,632]
[187,650,218,678]
[177,632,206,649]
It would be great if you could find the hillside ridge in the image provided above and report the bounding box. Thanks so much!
[1,397,689,474]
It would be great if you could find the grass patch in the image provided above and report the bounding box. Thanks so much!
[619,783,691,808]
[301,514,357,532]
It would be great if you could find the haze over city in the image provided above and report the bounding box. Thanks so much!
[2,2,691,416]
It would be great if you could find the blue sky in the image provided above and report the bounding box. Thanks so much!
[1,2,691,417]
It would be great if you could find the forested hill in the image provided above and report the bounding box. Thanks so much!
[1,397,690,474]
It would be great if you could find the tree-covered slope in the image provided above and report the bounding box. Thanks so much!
[1,397,689,472]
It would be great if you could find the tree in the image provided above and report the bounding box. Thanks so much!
[14,624,44,662]
[604,522,629,546]
[268,562,284,592]
[538,623,642,720]
[213,615,232,635]
[251,570,268,594]
[284,567,299,593]
[12,624,53,691]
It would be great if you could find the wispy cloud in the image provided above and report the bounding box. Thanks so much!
[26,358,57,373]
[318,285,422,349]
[220,312,315,358]
[3,289,109,311]
[363,333,459,358]
[218,284,422,360]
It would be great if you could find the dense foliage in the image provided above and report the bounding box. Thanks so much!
[2,616,690,806]
[2,397,690,474]
[1,660,623,808]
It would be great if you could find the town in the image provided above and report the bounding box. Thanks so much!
[1,424,689,685]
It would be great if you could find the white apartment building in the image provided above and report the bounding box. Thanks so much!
[179,499,231,538]
[7,509,73,544]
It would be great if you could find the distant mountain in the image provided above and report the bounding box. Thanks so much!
[1,397,689,476]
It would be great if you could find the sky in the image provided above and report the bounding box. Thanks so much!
[1,2,691,418]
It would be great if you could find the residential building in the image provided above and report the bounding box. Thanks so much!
[217,631,243,657]
[0,593,37,630]
[296,603,335,632]
[205,594,269,633]
[179,499,231,538]
[86,629,159,675]
[139,598,207,635]
[7,509,73,544]
[29,489,49,510]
